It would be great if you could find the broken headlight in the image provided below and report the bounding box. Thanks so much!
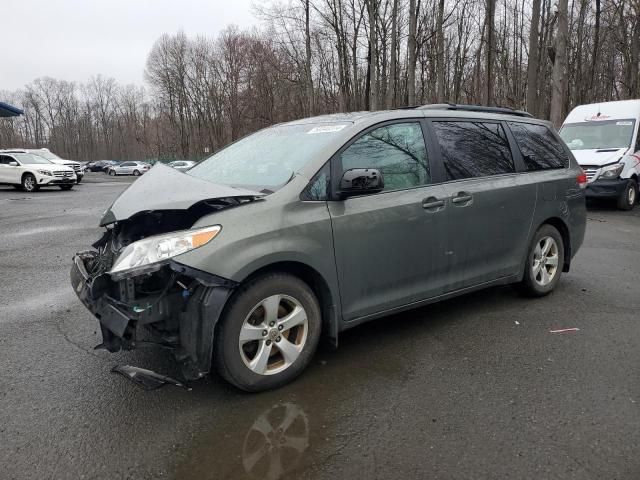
[108,225,221,278]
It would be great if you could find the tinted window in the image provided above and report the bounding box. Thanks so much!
[432,121,515,180]
[339,122,430,191]
[301,162,330,201]
[510,122,569,170]
[120,162,133,167]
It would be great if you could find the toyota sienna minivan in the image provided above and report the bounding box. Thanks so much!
[71,104,587,391]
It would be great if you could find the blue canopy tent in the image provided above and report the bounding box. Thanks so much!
[0,102,24,117]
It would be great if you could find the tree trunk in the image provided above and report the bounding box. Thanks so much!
[367,0,378,110]
[483,0,496,106]
[588,0,601,98]
[386,0,399,109]
[526,0,541,114]
[550,0,569,128]
[304,0,314,115]
[436,0,446,102]
[407,0,417,106]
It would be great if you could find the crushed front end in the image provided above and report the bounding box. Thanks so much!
[70,221,236,381]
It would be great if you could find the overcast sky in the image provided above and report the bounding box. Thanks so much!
[3,0,258,91]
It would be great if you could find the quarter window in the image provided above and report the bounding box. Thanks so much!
[431,121,515,180]
[339,122,430,191]
[508,122,568,170]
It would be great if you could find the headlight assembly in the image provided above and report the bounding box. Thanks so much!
[109,225,221,278]
[37,170,53,176]
[599,162,624,179]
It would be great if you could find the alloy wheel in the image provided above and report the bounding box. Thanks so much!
[628,184,636,206]
[23,176,35,192]
[239,294,308,376]
[532,236,559,286]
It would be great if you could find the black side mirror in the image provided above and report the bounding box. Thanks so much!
[338,168,384,198]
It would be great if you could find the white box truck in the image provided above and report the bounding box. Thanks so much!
[560,100,640,210]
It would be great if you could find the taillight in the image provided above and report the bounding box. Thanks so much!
[577,171,588,189]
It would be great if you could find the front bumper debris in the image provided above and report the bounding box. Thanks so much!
[70,251,236,380]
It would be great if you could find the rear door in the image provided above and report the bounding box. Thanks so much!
[328,120,449,321]
[427,119,536,290]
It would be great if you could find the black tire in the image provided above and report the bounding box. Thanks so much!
[133,170,140,176]
[616,178,637,211]
[108,169,116,176]
[214,273,322,392]
[76,176,82,184]
[21,173,39,192]
[519,224,565,297]
[59,185,73,191]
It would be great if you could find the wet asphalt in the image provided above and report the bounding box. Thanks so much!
[1,172,639,480]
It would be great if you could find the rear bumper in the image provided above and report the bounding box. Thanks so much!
[586,178,627,199]
[70,252,236,379]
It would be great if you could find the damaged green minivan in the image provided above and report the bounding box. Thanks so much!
[71,105,587,391]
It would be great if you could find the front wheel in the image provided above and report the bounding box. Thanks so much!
[519,224,564,297]
[617,179,637,211]
[214,273,322,392]
[108,169,116,176]
[21,173,39,192]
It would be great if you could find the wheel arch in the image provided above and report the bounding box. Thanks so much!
[539,217,571,272]
[238,261,340,347]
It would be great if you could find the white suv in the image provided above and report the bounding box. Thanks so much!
[26,148,85,183]
[0,151,77,191]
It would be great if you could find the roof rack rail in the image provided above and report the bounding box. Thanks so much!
[417,103,533,118]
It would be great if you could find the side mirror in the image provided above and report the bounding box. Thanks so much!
[9,161,18,166]
[338,168,384,198]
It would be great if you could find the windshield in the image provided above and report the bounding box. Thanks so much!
[560,119,636,150]
[187,123,349,189]
[32,150,59,160]
[12,153,52,165]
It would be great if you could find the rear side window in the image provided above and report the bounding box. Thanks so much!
[508,122,568,170]
[339,122,430,191]
[431,121,515,180]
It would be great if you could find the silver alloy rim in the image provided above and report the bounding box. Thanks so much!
[532,236,559,286]
[628,185,636,205]
[24,176,34,191]
[239,294,308,376]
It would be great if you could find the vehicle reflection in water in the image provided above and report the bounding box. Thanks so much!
[173,400,311,480]
[242,403,309,480]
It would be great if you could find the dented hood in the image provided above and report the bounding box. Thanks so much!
[100,163,264,226]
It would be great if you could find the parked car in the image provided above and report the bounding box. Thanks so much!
[167,160,196,172]
[106,161,150,176]
[70,104,586,392]
[86,160,112,172]
[560,99,640,210]
[0,150,76,191]
[26,148,85,183]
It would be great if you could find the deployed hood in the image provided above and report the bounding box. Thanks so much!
[100,163,264,226]
[570,148,627,167]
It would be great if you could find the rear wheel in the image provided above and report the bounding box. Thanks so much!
[617,178,637,211]
[133,169,141,176]
[519,224,564,297]
[214,273,321,392]
[21,173,39,192]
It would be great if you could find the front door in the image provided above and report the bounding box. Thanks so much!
[0,155,21,184]
[428,120,536,289]
[328,121,449,321]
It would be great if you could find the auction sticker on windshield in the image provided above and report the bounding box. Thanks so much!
[307,125,347,134]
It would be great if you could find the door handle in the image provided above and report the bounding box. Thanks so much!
[451,192,473,206]
[422,197,445,210]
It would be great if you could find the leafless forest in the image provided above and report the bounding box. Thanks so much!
[1,0,639,161]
